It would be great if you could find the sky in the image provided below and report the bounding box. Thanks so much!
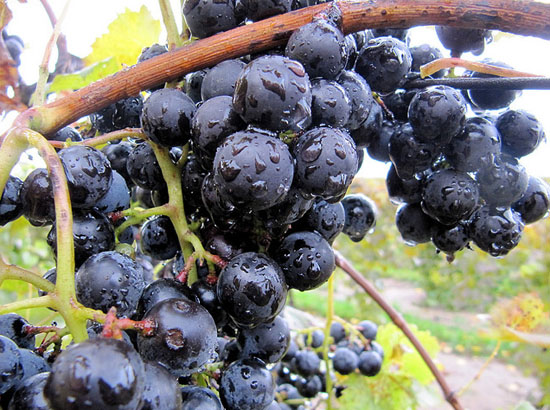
[3,0,550,178]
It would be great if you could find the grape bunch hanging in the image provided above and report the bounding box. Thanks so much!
[0,0,549,409]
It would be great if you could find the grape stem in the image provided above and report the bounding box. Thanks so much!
[322,273,335,410]
[0,295,53,314]
[10,0,550,137]
[334,250,464,410]
[0,259,56,293]
[158,0,183,49]
[404,76,550,90]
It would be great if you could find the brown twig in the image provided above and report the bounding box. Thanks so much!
[334,250,463,410]
[12,0,550,136]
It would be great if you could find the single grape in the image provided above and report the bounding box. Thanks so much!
[496,109,545,158]
[20,168,55,226]
[0,335,22,394]
[410,44,446,77]
[140,216,180,261]
[219,358,275,410]
[435,26,491,56]
[238,316,291,363]
[201,59,246,100]
[285,19,347,80]
[140,361,182,410]
[136,278,195,319]
[182,0,238,39]
[141,88,196,147]
[233,55,312,132]
[181,386,223,410]
[310,79,351,128]
[341,193,377,242]
[126,142,166,191]
[235,0,292,21]
[94,171,130,214]
[7,372,50,410]
[385,164,423,204]
[102,141,134,186]
[49,126,82,144]
[44,338,145,410]
[0,176,23,226]
[476,156,529,207]
[366,119,397,162]
[292,350,320,376]
[295,199,345,244]
[358,350,383,376]
[432,223,470,255]
[217,252,288,327]
[333,347,359,375]
[512,175,550,224]
[351,100,383,149]
[296,374,323,398]
[137,298,218,377]
[395,202,438,245]
[336,70,374,130]
[330,321,346,343]
[466,61,519,110]
[357,320,378,340]
[75,251,147,317]
[274,231,335,291]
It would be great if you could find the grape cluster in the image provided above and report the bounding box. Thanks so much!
[1,1,549,409]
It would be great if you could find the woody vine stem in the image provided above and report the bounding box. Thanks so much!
[1,0,550,409]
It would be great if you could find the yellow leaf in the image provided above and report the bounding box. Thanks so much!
[84,6,161,68]
[490,293,548,332]
[0,0,12,30]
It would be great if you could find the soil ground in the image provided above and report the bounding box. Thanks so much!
[379,278,541,410]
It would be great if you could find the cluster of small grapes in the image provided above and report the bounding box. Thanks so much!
[372,27,550,259]
[272,320,384,409]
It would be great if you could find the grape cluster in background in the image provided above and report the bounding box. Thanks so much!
[0,0,549,409]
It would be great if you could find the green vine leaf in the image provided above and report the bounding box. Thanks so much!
[48,58,119,93]
[84,6,161,68]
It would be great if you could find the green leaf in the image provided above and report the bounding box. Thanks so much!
[48,58,119,93]
[84,6,161,68]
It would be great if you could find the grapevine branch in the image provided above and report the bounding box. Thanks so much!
[9,0,550,137]
[404,76,550,90]
[334,250,463,410]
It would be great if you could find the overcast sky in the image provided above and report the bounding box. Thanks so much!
[4,0,550,178]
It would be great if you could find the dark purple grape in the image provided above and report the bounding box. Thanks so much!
[0,335,22,395]
[137,43,168,63]
[191,95,245,162]
[191,280,228,328]
[421,169,479,226]
[432,223,470,255]
[201,59,246,100]
[285,19,347,80]
[407,85,467,145]
[205,233,247,261]
[112,96,143,129]
[293,127,358,200]
[333,347,359,375]
[50,126,82,143]
[47,210,115,268]
[496,109,545,158]
[94,171,130,213]
[136,278,194,319]
[357,320,378,340]
[219,358,275,410]
[0,314,34,349]
[273,231,335,291]
[512,176,550,224]
[388,122,440,179]
[11,349,50,393]
[371,28,408,42]
[233,55,312,133]
[381,89,412,122]
[366,119,398,163]
[75,251,146,317]
[90,103,117,133]
[355,36,412,94]
[358,350,382,376]
[435,26,491,56]
[292,350,320,376]
[410,44,445,78]
[7,372,50,410]
[44,338,145,410]
[58,145,112,209]
[140,361,182,410]
[137,298,218,377]
[336,70,374,130]
[468,206,524,257]
[0,176,23,226]
[181,386,223,410]
[181,153,207,209]
[141,88,196,147]
[310,79,351,128]
[102,141,133,185]
[182,0,238,39]
[140,216,180,261]
[296,199,345,244]
[296,375,323,398]
[330,321,346,343]
[341,194,377,242]
[213,130,294,211]
[235,0,291,21]
[238,315,290,363]
[260,186,314,228]
[385,164,423,204]
[126,142,166,191]
[217,252,287,327]
[351,99,383,149]
[445,116,502,173]
[305,329,325,348]
[4,35,23,66]
[395,202,438,245]
[184,69,209,103]
[476,156,529,207]
[466,61,519,110]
